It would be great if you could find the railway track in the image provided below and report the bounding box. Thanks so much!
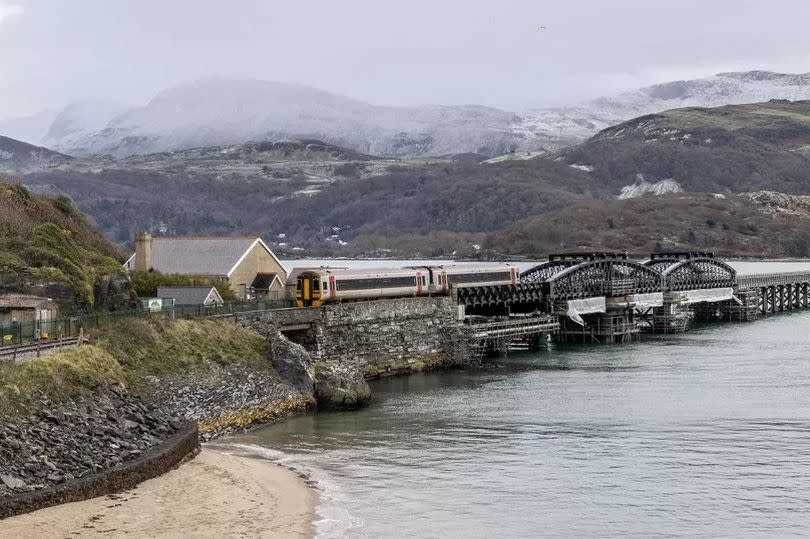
[0,337,82,362]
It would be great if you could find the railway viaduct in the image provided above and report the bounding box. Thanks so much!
[222,252,810,367]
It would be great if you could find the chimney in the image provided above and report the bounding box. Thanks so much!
[134,232,153,272]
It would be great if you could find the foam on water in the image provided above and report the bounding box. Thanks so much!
[210,442,365,537]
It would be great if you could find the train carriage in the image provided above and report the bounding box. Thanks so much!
[414,264,518,294]
[292,264,518,307]
[294,268,425,307]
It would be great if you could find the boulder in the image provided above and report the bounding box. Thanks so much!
[269,331,315,393]
[312,366,371,410]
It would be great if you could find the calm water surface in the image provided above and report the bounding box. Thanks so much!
[226,261,810,537]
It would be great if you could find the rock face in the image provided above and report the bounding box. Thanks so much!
[312,367,372,410]
[268,331,315,393]
[269,329,371,411]
[93,273,138,311]
[0,384,180,498]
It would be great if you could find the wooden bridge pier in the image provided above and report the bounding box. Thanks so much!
[735,273,810,315]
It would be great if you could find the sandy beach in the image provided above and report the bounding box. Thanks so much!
[0,448,317,538]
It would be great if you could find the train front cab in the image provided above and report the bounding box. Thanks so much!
[295,271,324,307]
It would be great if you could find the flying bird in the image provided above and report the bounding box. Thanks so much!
[538,25,550,30]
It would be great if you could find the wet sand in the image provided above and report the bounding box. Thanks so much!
[0,448,317,538]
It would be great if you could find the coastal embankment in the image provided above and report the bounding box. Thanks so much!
[0,299,455,524]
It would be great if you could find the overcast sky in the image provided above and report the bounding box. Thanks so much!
[2,0,810,118]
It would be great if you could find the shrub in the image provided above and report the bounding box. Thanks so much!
[53,195,83,220]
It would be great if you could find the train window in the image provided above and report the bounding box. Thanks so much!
[323,281,328,291]
[337,276,417,290]
[447,271,512,285]
[313,280,320,290]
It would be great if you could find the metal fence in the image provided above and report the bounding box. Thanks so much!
[0,298,294,347]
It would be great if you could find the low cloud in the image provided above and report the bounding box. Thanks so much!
[0,2,22,25]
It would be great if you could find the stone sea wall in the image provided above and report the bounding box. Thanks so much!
[0,384,199,519]
[313,297,457,378]
[228,297,459,409]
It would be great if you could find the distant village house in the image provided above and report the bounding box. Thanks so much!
[125,234,287,300]
[157,286,224,307]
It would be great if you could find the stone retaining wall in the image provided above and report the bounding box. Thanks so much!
[229,298,458,378]
[314,297,457,377]
[0,421,199,520]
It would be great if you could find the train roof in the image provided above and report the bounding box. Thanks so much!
[306,267,421,278]
[411,263,515,271]
[404,263,515,269]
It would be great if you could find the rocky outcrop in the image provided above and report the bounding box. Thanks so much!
[0,384,182,499]
[268,331,315,393]
[742,190,810,216]
[312,365,372,410]
[269,329,371,410]
[93,273,138,311]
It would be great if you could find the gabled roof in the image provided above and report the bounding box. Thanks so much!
[250,272,283,290]
[157,286,224,306]
[125,237,284,277]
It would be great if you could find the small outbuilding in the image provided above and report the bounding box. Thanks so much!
[157,286,224,307]
[0,294,59,326]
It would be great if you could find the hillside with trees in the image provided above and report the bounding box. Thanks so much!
[0,181,130,310]
[4,100,810,258]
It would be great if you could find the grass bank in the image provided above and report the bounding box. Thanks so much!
[0,317,270,417]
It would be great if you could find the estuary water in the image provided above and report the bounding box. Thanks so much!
[226,260,810,538]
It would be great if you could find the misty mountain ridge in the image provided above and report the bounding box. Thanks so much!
[516,71,810,148]
[6,96,810,258]
[3,70,810,160]
[0,135,72,169]
[50,78,520,158]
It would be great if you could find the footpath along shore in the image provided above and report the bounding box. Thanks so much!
[0,448,317,538]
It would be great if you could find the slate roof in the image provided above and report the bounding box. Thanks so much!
[0,294,58,310]
[125,237,282,277]
[157,286,224,306]
[250,273,281,289]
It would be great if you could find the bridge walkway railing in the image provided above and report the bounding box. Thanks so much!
[736,272,810,289]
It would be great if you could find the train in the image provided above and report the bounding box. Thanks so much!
[292,264,518,307]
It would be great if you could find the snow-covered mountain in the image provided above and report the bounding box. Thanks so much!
[8,70,810,158]
[516,71,810,149]
[53,78,521,158]
[41,100,129,151]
